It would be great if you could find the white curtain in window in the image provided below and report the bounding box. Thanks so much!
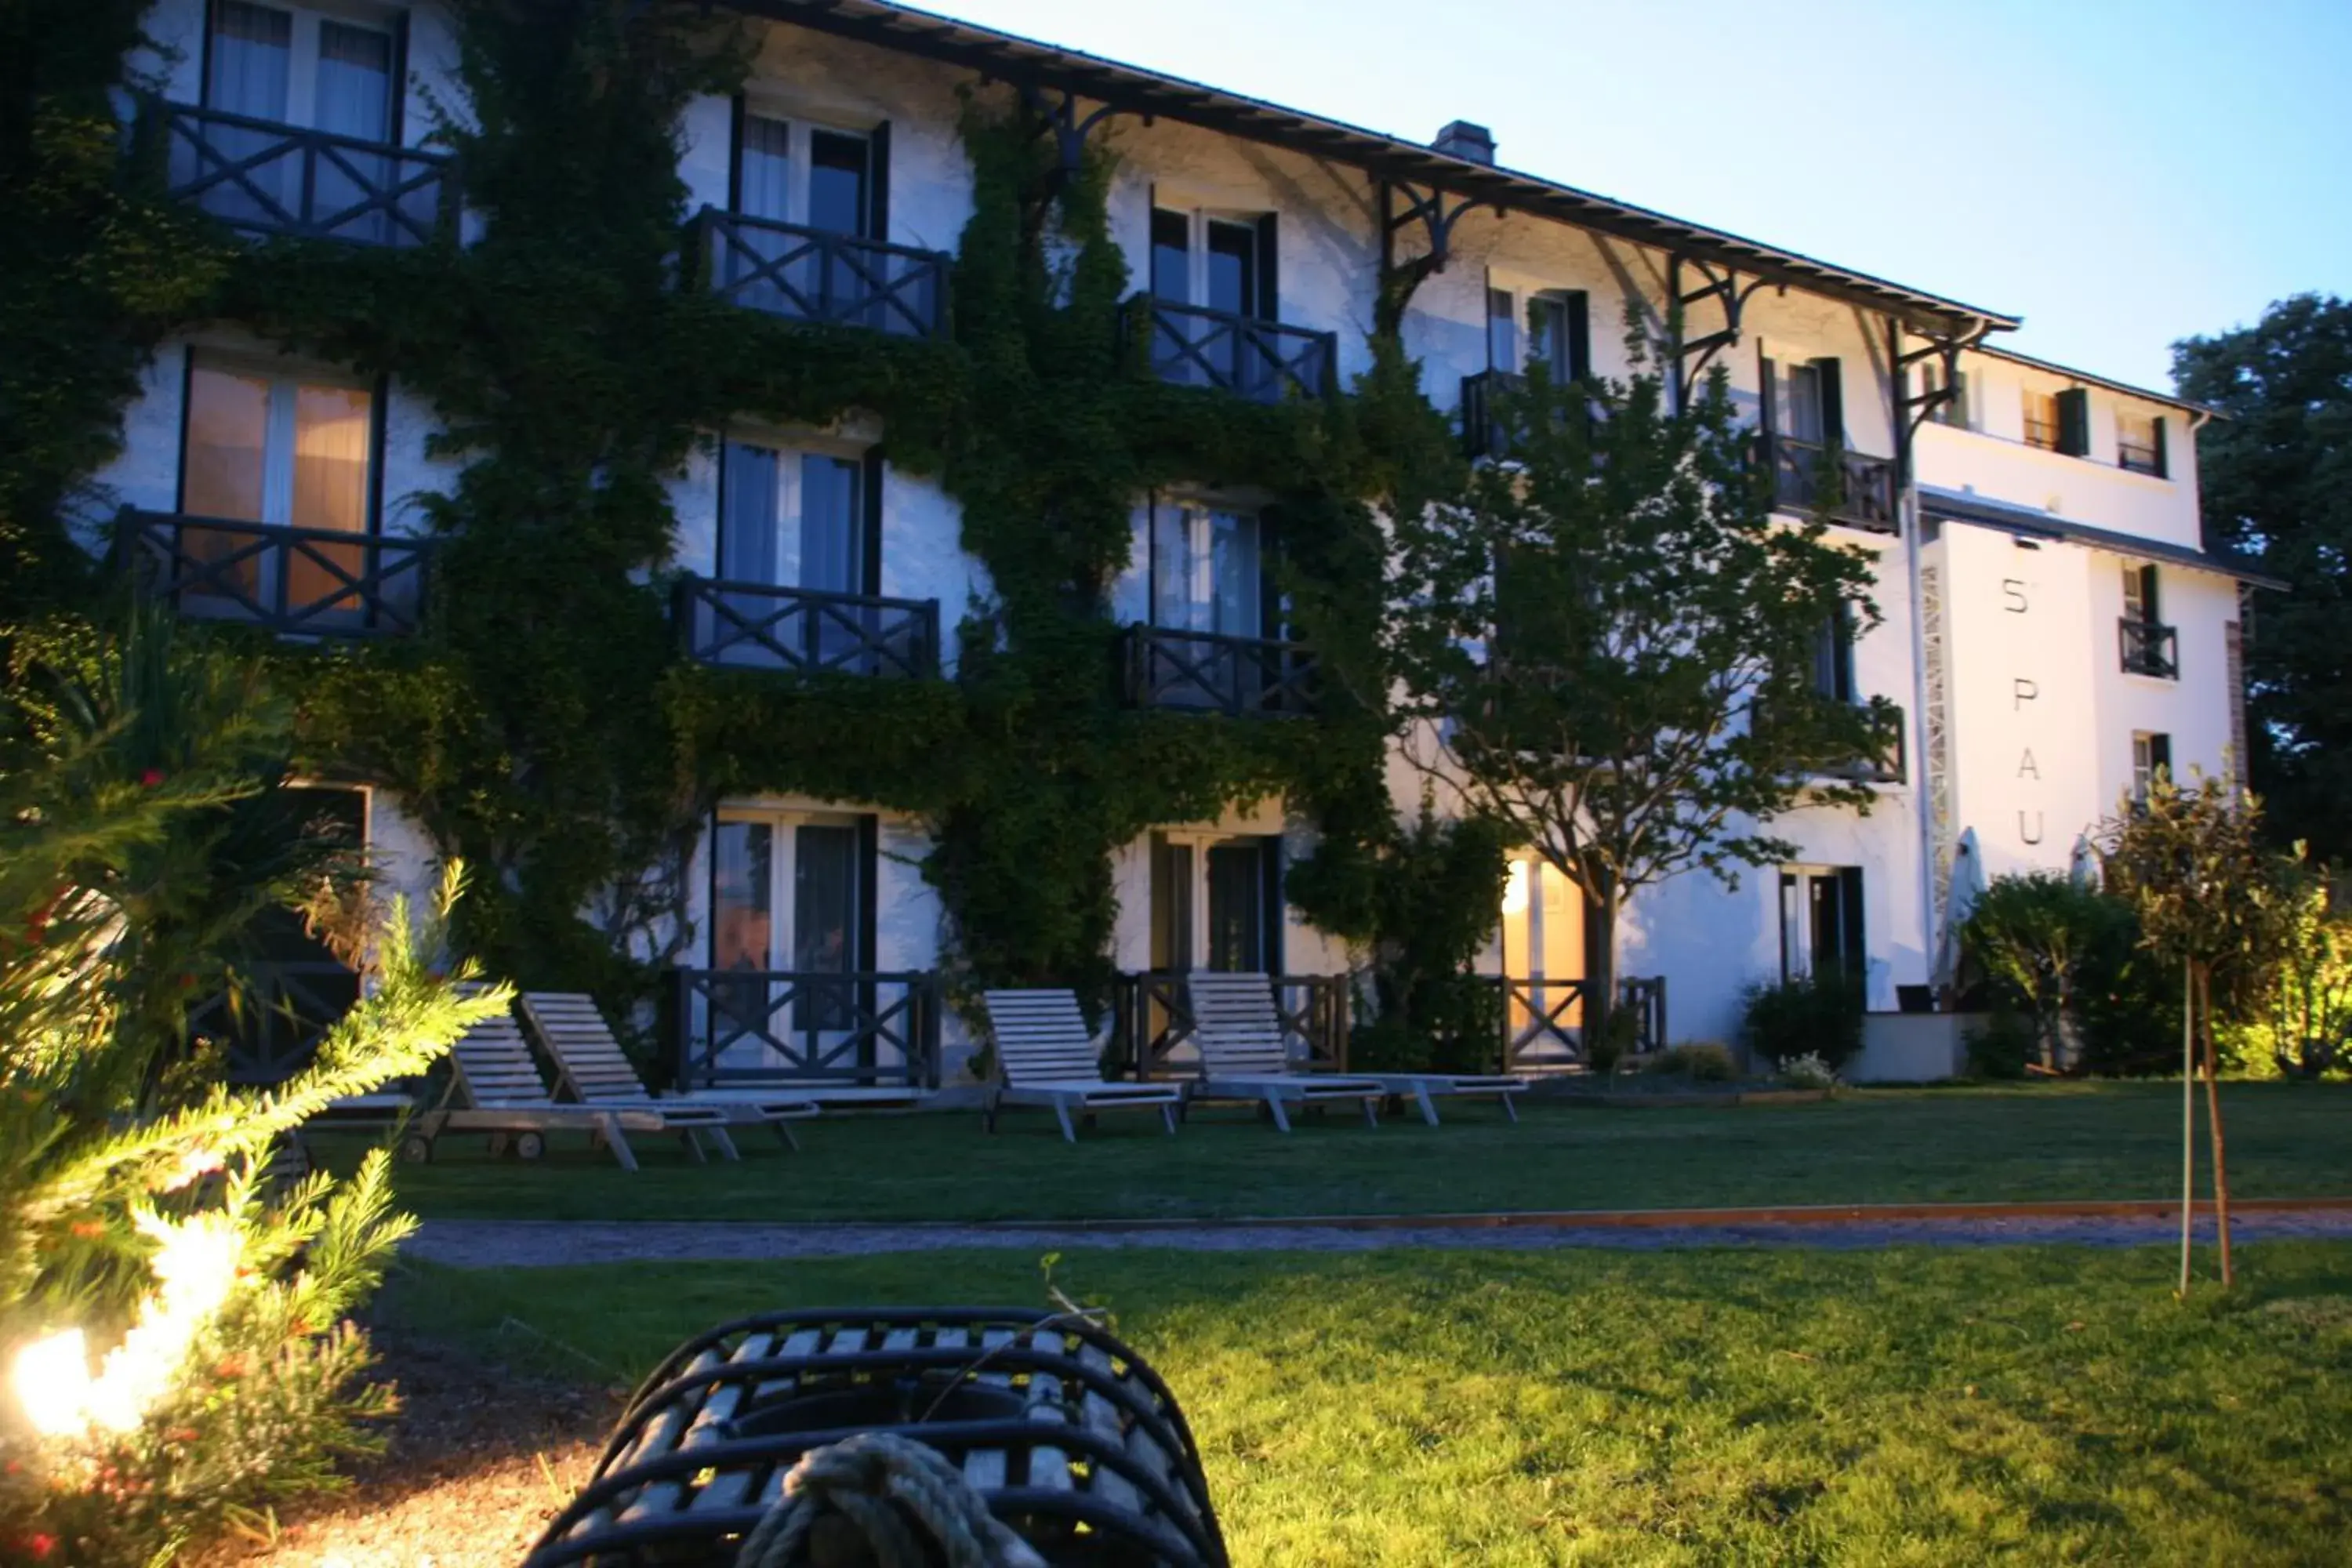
[1153,505,1260,636]
[290,383,372,532]
[737,114,791,221]
[208,2,292,119]
[183,365,273,521]
[798,455,862,594]
[720,442,780,584]
[314,20,393,140]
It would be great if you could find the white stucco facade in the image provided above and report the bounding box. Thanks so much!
[89,0,2263,1080]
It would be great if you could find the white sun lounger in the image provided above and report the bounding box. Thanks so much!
[518,991,819,1155]
[981,989,1185,1142]
[1181,972,1386,1132]
[404,1007,673,1171]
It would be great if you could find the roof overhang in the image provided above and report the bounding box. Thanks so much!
[731,0,2022,339]
[1919,486,2285,590]
[1970,345,2222,420]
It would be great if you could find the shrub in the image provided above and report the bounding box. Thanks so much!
[1740,970,1865,1070]
[1777,1051,1839,1090]
[1584,1002,1644,1077]
[1963,1010,2039,1080]
[2257,862,2352,1080]
[1646,1042,1737,1082]
[1962,874,2132,1069]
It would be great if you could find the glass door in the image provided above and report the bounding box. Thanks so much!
[1204,841,1269,975]
[1498,855,1584,1063]
[710,814,867,1075]
[310,18,395,240]
[198,2,293,227]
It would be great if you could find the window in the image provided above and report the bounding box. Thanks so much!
[2022,389,2061,451]
[718,440,869,594]
[204,0,399,140]
[1149,831,1283,975]
[2118,410,2168,477]
[1149,500,1264,640]
[1779,867,1865,983]
[710,812,871,1036]
[1916,362,1969,429]
[1148,205,1276,319]
[731,111,880,238]
[2123,563,2160,626]
[1486,287,1517,372]
[1483,287,1588,383]
[1766,357,1844,446]
[2132,731,2172,805]
[1812,610,1857,704]
[182,353,376,536]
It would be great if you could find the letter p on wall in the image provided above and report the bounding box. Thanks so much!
[2013,677,2038,708]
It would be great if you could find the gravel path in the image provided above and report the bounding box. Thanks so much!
[407,1207,2352,1268]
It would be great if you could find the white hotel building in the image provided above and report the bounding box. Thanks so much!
[96,0,2275,1083]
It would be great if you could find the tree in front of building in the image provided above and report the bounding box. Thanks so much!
[2172,293,2352,860]
[0,619,505,1566]
[1961,872,2133,1070]
[1380,332,1897,1040]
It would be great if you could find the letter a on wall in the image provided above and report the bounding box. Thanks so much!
[2018,749,2040,779]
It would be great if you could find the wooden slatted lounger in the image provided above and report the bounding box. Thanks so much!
[517,991,819,1155]
[981,989,1185,1142]
[403,1007,673,1171]
[1181,971,1388,1132]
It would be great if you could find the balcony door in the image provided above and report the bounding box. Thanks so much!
[1496,855,1584,1064]
[1146,499,1272,710]
[1150,205,1278,389]
[713,440,875,669]
[710,812,873,1073]
[179,354,376,625]
[196,2,399,234]
[729,110,902,323]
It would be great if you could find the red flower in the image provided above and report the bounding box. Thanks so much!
[20,1534,55,1561]
[68,1220,104,1239]
[212,1356,248,1380]
[140,769,164,789]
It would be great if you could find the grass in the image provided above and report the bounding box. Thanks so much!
[397,1240,2352,1565]
[346,1081,2352,1223]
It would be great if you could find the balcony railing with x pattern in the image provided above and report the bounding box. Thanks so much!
[1460,368,1526,459]
[1821,705,1908,785]
[1137,297,1338,403]
[2119,618,2179,680]
[1123,625,1319,717]
[693,207,949,338]
[1108,971,1351,1080]
[1480,975,1668,1072]
[1763,435,1898,534]
[674,969,941,1090]
[156,101,455,246]
[676,578,939,678]
[188,959,362,1085]
[117,510,431,638]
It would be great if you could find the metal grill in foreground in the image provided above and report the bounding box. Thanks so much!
[526,1307,1229,1567]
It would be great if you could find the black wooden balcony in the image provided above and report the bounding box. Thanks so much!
[2119,618,2179,679]
[1123,625,1319,717]
[1137,297,1337,402]
[1109,971,1351,1078]
[1821,705,1907,785]
[155,101,454,245]
[117,510,430,637]
[1480,975,1668,1072]
[691,207,949,337]
[676,577,939,677]
[1763,435,1897,534]
[188,957,361,1085]
[674,969,940,1090]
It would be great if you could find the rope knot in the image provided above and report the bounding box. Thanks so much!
[735,1430,1048,1568]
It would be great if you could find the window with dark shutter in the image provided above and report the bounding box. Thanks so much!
[1812,358,1845,448]
[2056,387,2092,457]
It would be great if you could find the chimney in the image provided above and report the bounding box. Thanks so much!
[1432,120,1495,165]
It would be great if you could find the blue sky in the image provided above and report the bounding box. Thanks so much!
[908,0,2352,390]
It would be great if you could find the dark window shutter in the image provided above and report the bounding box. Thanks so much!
[1254,212,1279,321]
[1759,354,1779,434]
[2152,416,2169,478]
[1259,835,1286,975]
[1837,867,1867,981]
[726,96,746,211]
[860,448,885,596]
[2140,564,2161,624]
[865,121,891,241]
[856,815,879,971]
[1948,369,1969,426]
[2151,732,2172,780]
[368,375,389,534]
[1566,290,1591,384]
[2056,388,2091,456]
[1813,357,1845,446]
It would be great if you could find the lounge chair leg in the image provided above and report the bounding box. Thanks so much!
[600,1114,640,1173]
[1265,1095,1292,1134]
[1414,1083,1440,1127]
[706,1124,741,1162]
[772,1119,800,1153]
[1054,1102,1077,1144]
[681,1129,709,1165]
[1364,1095,1381,1129]
[1160,1103,1177,1136]
[1501,1091,1519,1124]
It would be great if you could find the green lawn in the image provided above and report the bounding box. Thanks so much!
[399,1241,2352,1565]
[351,1081,2352,1222]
